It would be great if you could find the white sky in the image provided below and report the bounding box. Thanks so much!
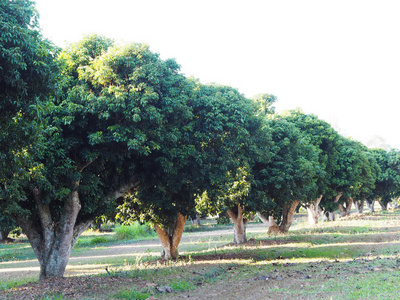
[34,0,400,150]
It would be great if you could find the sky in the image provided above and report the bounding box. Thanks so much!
[34,0,400,150]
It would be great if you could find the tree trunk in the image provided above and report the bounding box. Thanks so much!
[367,200,375,213]
[324,211,335,221]
[256,212,269,226]
[0,229,10,241]
[306,195,323,225]
[267,216,280,234]
[378,199,388,211]
[227,205,248,244]
[354,199,364,214]
[191,214,201,226]
[13,177,137,280]
[155,213,187,260]
[393,198,399,209]
[257,212,280,234]
[338,197,353,217]
[279,200,300,233]
[15,184,83,280]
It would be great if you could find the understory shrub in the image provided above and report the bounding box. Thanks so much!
[114,222,155,240]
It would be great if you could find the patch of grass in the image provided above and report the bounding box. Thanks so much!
[184,223,232,233]
[0,241,36,262]
[0,278,35,291]
[88,236,111,245]
[74,233,116,248]
[113,287,151,299]
[170,279,196,291]
[114,222,156,240]
[326,271,400,300]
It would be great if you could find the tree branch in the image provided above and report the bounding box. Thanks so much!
[106,175,139,200]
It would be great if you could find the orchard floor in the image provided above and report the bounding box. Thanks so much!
[2,211,400,299]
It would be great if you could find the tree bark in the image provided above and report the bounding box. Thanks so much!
[338,197,353,217]
[257,212,280,234]
[15,184,82,280]
[279,200,300,233]
[266,216,280,234]
[354,199,364,214]
[367,200,375,213]
[155,213,187,260]
[227,205,248,244]
[393,198,399,209]
[191,214,201,226]
[256,212,269,226]
[0,230,10,241]
[378,199,388,211]
[14,176,138,280]
[306,195,323,225]
[324,211,335,221]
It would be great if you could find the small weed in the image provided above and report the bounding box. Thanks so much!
[89,236,110,245]
[40,292,64,299]
[113,287,151,299]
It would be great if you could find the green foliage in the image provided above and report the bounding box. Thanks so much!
[125,82,272,229]
[332,138,377,203]
[253,116,321,218]
[0,213,17,239]
[10,33,195,233]
[216,213,231,225]
[370,149,400,203]
[0,0,60,217]
[279,110,344,213]
[189,85,274,218]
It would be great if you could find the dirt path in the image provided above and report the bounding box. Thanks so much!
[0,224,267,283]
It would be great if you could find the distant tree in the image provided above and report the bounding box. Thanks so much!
[255,117,320,233]
[281,111,341,225]
[329,138,377,216]
[370,149,400,211]
[193,90,273,244]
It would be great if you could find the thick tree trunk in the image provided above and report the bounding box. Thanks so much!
[338,197,353,217]
[306,195,323,225]
[14,177,137,280]
[227,205,248,244]
[367,200,375,213]
[15,185,83,280]
[354,199,364,214]
[155,213,187,260]
[279,200,300,233]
